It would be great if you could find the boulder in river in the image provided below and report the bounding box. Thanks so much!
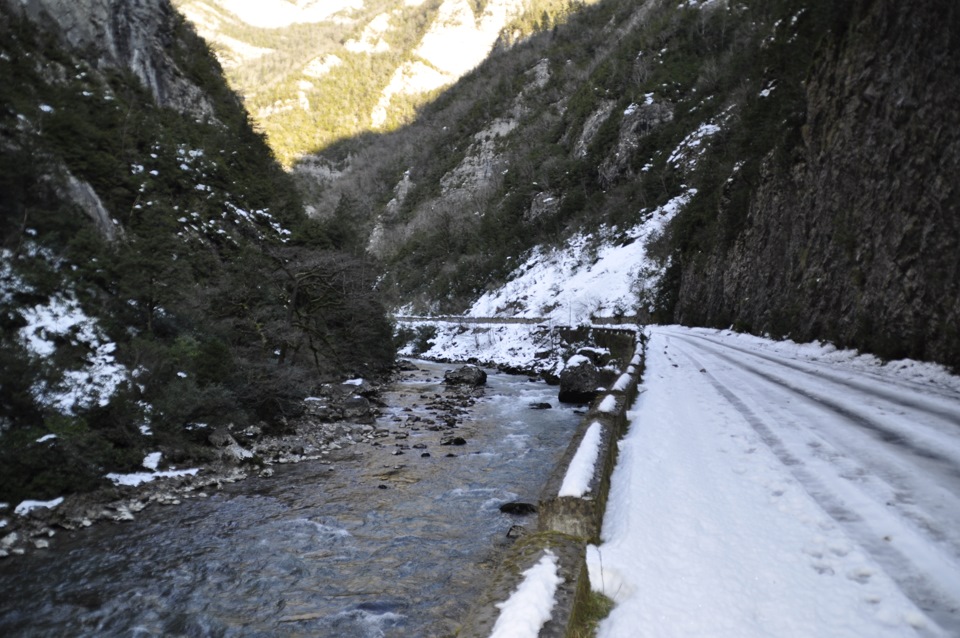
[506,524,528,539]
[443,365,487,386]
[558,355,602,404]
[396,359,419,371]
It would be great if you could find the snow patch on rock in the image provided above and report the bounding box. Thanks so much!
[344,13,392,53]
[303,54,343,78]
[105,468,200,487]
[14,497,64,517]
[489,550,561,637]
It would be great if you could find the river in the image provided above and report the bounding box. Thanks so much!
[0,361,582,637]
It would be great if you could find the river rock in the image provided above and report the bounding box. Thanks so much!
[208,428,254,464]
[443,365,487,386]
[1,532,18,550]
[506,525,527,539]
[529,402,552,410]
[499,502,538,515]
[558,355,602,403]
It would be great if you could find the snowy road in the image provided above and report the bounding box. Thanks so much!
[590,326,960,637]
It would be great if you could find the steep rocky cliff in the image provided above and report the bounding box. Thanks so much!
[7,0,217,117]
[674,0,960,365]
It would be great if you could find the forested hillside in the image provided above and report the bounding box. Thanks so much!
[0,0,394,504]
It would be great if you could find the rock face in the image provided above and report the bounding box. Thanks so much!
[60,171,123,242]
[558,356,601,404]
[208,429,254,464]
[369,0,526,127]
[675,0,960,367]
[598,100,674,187]
[4,0,217,118]
[444,365,488,386]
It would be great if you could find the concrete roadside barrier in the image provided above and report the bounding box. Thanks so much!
[458,328,645,637]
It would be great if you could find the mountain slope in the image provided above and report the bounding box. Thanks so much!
[171,0,567,164]
[311,0,959,370]
[0,0,394,504]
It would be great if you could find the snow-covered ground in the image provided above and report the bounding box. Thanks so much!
[16,291,130,415]
[398,320,569,377]
[466,190,695,323]
[403,319,960,634]
[104,451,199,488]
[589,325,960,637]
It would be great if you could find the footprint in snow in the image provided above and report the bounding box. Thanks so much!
[847,567,873,584]
[812,562,836,576]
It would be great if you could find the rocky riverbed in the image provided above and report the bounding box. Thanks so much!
[0,362,564,558]
[0,361,545,559]
[0,359,583,637]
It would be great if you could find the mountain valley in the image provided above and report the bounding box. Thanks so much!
[1,0,957,563]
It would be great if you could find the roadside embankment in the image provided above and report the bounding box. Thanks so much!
[457,326,645,637]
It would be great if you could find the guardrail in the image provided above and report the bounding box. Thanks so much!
[457,326,646,637]
[394,315,643,326]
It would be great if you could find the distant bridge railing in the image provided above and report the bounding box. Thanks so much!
[393,315,642,326]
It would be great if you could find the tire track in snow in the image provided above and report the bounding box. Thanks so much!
[665,332,960,486]
[664,332,960,543]
[663,327,960,426]
[662,332,960,633]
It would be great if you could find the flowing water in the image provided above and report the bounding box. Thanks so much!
[0,362,581,637]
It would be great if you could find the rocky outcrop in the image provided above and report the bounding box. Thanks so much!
[3,0,216,118]
[676,0,960,368]
[208,428,255,464]
[60,170,123,242]
[598,100,673,187]
[370,0,526,127]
